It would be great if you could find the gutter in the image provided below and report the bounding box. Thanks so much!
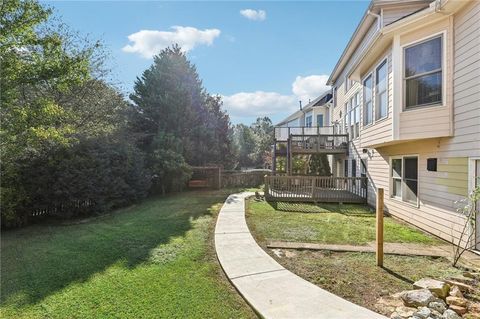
[348,2,443,80]
[326,1,376,85]
[327,0,435,86]
[367,10,382,29]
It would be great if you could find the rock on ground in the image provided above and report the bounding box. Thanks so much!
[394,305,417,318]
[428,300,447,313]
[414,278,450,299]
[446,296,468,307]
[414,306,431,318]
[449,285,464,298]
[448,304,467,315]
[401,289,436,307]
[442,309,462,319]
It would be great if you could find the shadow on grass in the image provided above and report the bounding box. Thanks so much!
[268,201,376,217]
[381,266,414,284]
[0,189,234,308]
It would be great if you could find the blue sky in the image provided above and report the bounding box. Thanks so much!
[45,1,368,124]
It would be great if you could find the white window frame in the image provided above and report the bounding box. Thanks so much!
[354,91,360,138]
[401,32,446,111]
[333,86,337,108]
[345,76,354,93]
[468,157,480,193]
[305,115,313,127]
[363,73,374,127]
[375,58,388,120]
[389,155,420,207]
[317,114,324,127]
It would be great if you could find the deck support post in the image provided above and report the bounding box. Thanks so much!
[376,188,384,267]
[272,140,277,175]
[286,137,292,176]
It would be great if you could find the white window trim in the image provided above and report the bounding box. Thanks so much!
[401,31,447,112]
[350,91,361,140]
[468,157,480,193]
[305,114,313,127]
[389,154,420,208]
[375,58,389,121]
[316,114,324,127]
[361,53,390,128]
[362,72,374,128]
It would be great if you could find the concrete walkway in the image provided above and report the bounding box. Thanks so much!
[215,192,386,319]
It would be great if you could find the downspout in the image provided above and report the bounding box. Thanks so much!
[367,10,382,30]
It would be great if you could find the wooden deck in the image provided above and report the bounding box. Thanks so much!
[264,176,368,204]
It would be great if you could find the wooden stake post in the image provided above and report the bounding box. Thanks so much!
[376,188,384,267]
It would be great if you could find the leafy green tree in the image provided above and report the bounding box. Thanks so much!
[0,0,96,224]
[232,124,256,169]
[129,46,234,192]
[204,95,236,169]
[250,117,274,167]
[148,133,191,195]
[1,0,94,158]
[308,154,332,176]
[12,136,150,225]
[232,117,274,169]
[0,0,141,226]
[129,45,206,160]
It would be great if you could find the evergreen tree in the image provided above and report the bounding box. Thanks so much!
[128,45,234,191]
[308,154,332,176]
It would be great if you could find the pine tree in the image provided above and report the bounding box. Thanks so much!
[308,154,332,176]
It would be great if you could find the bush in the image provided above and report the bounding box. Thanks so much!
[1,136,150,227]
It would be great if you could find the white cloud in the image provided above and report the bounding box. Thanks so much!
[222,91,296,118]
[122,26,221,58]
[292,74,330,103]
[240,9,266,21]
[221,74,330,120]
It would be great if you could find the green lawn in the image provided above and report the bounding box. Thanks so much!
[1,190,256,319]
[246,199,460,315]
[274,250,462,313]
[246,199,442,245]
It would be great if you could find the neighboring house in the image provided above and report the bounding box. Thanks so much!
[276,91,333,129]
[325,0,480,247]
[273,92,335,173]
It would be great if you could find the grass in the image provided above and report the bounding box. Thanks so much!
[1,189,256,319]
[273,250,462,313]
[246,199,443,245]
[246,198,461,314]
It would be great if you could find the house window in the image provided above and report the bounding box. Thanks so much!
[363,75,373,125]
[348,94,360,139]
[305,115,312,127]
[345,77,353,93]
[376,60,388,120]
[333,87,337,108]
[344,160,349,177]
[354,92,360,137]
[348,100,353,139]
[317,114,324,127]
[404,36,442,109]
[391,156,418,205]
[352,159,357,177]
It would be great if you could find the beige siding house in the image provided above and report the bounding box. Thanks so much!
[326,0,480,246]
[276,92,333,129]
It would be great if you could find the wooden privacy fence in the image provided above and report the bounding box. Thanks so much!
[221,170,270,188]
[30,199,95,218]
[264,175,368,203]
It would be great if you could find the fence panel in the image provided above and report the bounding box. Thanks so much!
[221,170,270,188]
[265,175,367,203]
